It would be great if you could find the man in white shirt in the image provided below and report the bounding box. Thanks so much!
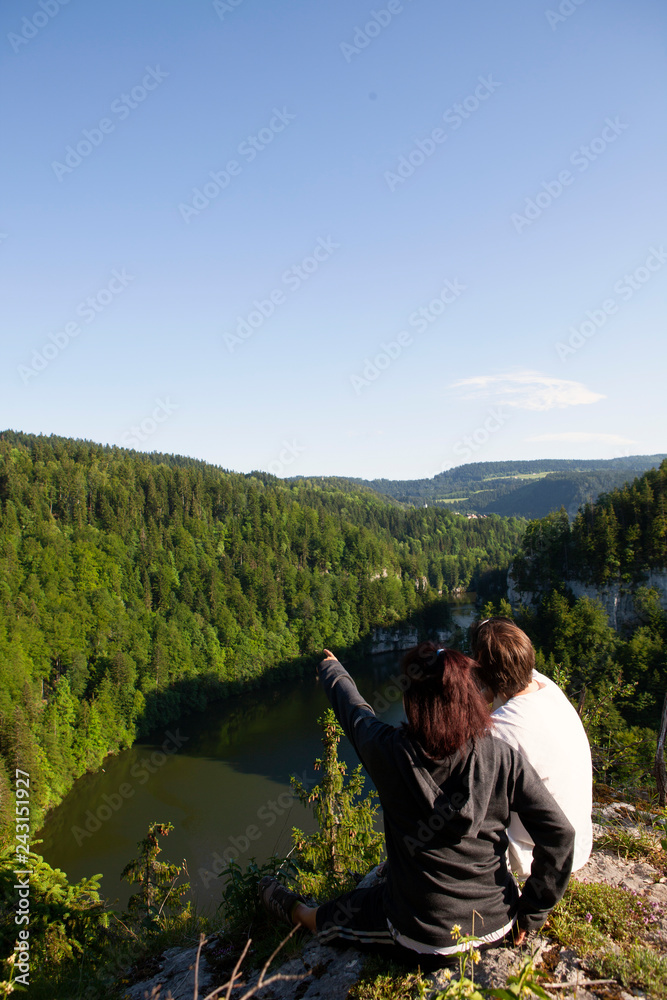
[471,617,593,878]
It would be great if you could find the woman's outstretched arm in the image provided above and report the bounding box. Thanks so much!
[317,650,394,766]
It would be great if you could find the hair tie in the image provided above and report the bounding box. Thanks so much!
[421,648,445,677]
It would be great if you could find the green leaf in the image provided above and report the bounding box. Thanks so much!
[523,985,550,1000]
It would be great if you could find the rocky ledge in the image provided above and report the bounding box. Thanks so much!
[507,568,667,630]
[124,808,667,1000]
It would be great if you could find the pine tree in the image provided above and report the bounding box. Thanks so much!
[290,709,384,899]
[120,822,190,929]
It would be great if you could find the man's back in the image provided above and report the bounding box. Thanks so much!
[491,670,593,878]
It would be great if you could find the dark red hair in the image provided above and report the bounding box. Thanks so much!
[400,642,491,759]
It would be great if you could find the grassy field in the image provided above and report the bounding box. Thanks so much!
[481,472,550,482]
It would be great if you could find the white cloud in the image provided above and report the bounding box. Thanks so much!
[448,371,605,410]
[525,432,637,445]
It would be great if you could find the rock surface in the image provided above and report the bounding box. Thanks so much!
[369,627,418,654]
[507,568,667,628]
[124,809,667,999]
[122,942,217,1000]
[241,938,364,999]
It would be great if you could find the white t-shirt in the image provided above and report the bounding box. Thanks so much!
[491,670,593,878]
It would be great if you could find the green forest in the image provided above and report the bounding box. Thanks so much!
[512,459,667,588]
[503,460,667,748]
[2,436,667,999]
[348,455,667,517]
[0,431,525,841]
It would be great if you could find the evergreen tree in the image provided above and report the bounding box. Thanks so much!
[120,822,190,929]
[0,430,526,842]
[290,710,384,898]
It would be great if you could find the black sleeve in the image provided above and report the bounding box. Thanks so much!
[508,752,575,932]
[317,658,394,772]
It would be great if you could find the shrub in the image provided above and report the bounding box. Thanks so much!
[290,709,384,899]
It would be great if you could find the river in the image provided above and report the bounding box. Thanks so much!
[38,601,478,911]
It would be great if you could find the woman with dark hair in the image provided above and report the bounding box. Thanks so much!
[259,643,575,966]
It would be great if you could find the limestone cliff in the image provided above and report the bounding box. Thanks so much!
[507,567,667,628]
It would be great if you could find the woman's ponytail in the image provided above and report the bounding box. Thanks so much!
[400,642,491,759]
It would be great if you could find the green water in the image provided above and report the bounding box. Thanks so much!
[38,604,477,910]
[38,651,405,909]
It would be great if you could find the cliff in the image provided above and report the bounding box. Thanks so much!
[508,568,667,629]
[122,798,667,999]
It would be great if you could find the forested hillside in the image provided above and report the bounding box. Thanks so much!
[0,431,525,840]
[499,461,667,743]
[341,455,667,517]
[512,459,667,590]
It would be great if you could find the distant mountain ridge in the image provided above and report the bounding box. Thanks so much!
[508,459,667,630]
[322,455,667,519]
[4,432,664,520]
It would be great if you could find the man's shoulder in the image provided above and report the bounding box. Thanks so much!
[492,672,589,754]
[485,724,522,758]
[491,676,557,741]
[533,671,584,720]
[533,669,563,693]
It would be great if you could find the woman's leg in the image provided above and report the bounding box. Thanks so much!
[314,883,394,948]
[293,901,318,932]
[259,878,393,948]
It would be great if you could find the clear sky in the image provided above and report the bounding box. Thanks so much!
[2,0,665,479]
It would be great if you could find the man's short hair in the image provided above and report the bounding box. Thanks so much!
[470,617,535,698]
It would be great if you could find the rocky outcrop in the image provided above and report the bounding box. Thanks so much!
[124,797,667,1000]
[125,840,665,999]
[122,942,217,1000]
[508,568,667,629]
[369,627,418,654]
[369,627,458,655]
[123,835,665,1000]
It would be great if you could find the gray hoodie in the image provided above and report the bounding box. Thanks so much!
[319,657,575,949]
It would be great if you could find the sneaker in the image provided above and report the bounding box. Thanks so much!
[257,876,306,927]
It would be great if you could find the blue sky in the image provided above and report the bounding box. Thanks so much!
[2,0,665,479]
